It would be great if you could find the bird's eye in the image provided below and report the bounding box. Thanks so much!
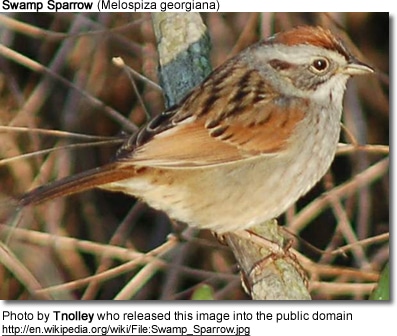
[311,58,329,72]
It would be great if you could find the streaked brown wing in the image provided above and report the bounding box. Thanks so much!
[129,120,244,167]
[128,100,306,167]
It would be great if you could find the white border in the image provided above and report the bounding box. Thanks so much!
[0,6,393,336]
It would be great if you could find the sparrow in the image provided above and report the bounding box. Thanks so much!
[15,26,373,233]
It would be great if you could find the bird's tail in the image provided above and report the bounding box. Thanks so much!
[18,163,136,207]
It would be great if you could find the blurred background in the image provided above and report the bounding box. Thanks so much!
[0,13,389,299]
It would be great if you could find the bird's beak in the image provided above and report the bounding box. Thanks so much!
[343,59,374,76]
